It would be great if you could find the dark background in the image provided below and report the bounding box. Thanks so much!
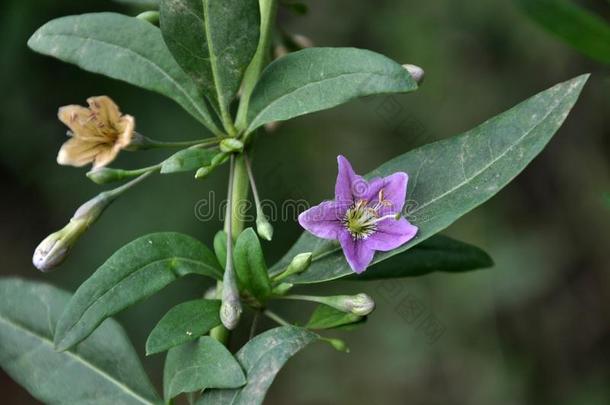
[1,0,609,404]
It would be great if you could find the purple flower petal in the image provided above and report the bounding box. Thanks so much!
[363,172,409,216]
[335,155,362,204]
[364,217,418,252]
[339,231,375,273]
[298,201,349,240]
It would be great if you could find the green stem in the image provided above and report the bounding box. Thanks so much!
[134,135,221,150]
[226,155,250,238]
[211,155,250,344]
[235,0,279,131]
[264,309,290,327]
[277,294,327,305]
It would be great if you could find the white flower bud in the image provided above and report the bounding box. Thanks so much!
[256,215,274,241]
[402,64,425,84]
[220,300,242,330]
[349,293,376,316]
[32,193,112,272]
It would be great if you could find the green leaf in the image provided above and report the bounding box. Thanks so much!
[518,0,610,65]
[306,304,363,330]
[160,0,260,127]
[198,326,318,405]
[146,299,221,355]
[347,234,493,280]
[54,232,223,351]
[0,278,160,405]
[28,13,221,134]
[163,337,246,401]
[233,228,272,302]
[161,147,219,174]
[214,230,228,268]
[114,0,159,8]
[245,47,418,133]
[276,74,588,284]
[270,234,492,281]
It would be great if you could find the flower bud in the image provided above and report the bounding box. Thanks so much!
[219,138,244,153]
[32,193,112,272]
[321,337,350,353]
[272,252,313,283]
[195,165,214,179]
[220,299,242,330]
[256,214,274,241]
[402,64,425,84]
[321,293,376,316]
[348,293,376,316]
[87,168,128,185]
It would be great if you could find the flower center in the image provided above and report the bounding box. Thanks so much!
[342,189,396,240]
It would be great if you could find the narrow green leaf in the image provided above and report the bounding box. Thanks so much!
[163,337,246,401]
[214,230,228,267]
[54,232,223,351]
[233,228,272,301]
[0,278,160,405]
[161,147,218,174]
[348,235,493,280]
[306,304,363,330]
[160,0,260,125]
[275,75,588,284]
[198,326,318,405]
[245,47,418,133]
[28,13,221,133]
[518,0,610,65]
[146,299,221,355]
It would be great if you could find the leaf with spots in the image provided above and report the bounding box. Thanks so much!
[54,232,223,351]
[160,0,260,129]
[146,299,221,355]
[273,75,588,284]
[197,326,318,405]
[163,337,245,401]
[0,278,161,405]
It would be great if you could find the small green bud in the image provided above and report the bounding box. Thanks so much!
[219,138,244,153]
[256,214,274,241]
[195,165,214,179]
[320,293,376,316]
[87,168,127,185]
[274,252,313,283]
[33,193,111,272]
[402,64,425,84]
[321,337,350,353]
[220,299,242,330]
[136,11,160,25]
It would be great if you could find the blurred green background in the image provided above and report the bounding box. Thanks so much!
[1,0,609,404]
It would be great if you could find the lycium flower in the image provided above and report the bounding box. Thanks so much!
[57,96,135,169]
[298,156,418,273]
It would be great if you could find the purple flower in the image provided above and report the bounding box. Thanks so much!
[298,155,418,273]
